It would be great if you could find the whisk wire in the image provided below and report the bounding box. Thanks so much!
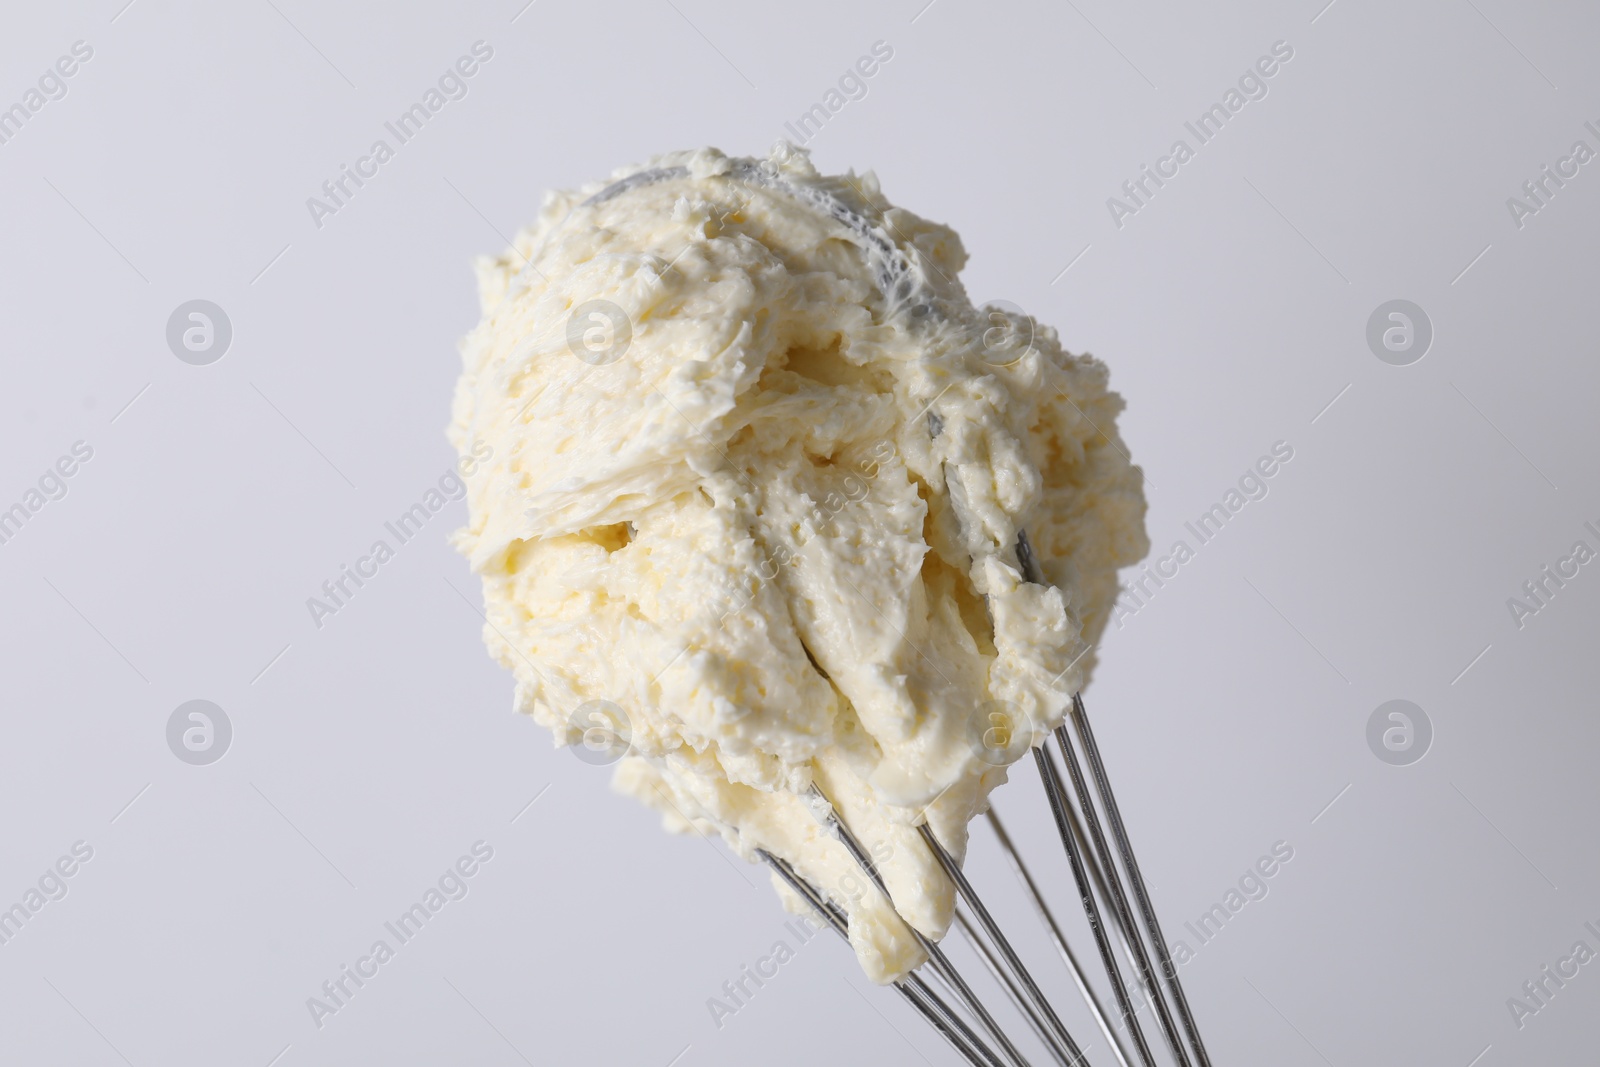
[758,848,1002,1067]
[1067,694,1213,1067]
[922,824,1089,1066]
[1050,723,1191,1067]
[1047,761,1150,998]
[985,808,1136,1067]
[1033,743,1161,1067]
[752,691,1214,1066]
[903,971,1007,1067]
[811,785,1036,1067]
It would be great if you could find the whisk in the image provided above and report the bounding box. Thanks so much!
[555,155,1212,1066]
[763,687,1212,1067]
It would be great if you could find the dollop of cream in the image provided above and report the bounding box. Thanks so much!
[450,145,1147,983]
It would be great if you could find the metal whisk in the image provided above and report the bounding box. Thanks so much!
[760,686,1212,1067]
[551,154,1209,1065]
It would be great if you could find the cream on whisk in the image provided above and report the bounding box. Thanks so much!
[449,145,1148,983]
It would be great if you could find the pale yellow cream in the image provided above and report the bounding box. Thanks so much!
[450,146,1147,982]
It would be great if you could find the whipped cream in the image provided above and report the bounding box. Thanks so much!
[450,145,1147,982]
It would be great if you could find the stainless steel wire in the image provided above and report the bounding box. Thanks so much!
[1049,721,1190,1066]
[1067,694,1213,1067]
[746,701,1214,1067]
[985,808,1136,1067]
[757,848,1002,1067]
[922,824,1088,1066]
[810,784,1035,1067]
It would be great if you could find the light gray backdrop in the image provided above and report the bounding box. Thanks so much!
[1,1,1596,1064]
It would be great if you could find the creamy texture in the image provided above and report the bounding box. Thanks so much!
[450,146,1147,983]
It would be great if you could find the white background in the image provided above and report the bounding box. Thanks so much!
[1,1,1597,1064]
